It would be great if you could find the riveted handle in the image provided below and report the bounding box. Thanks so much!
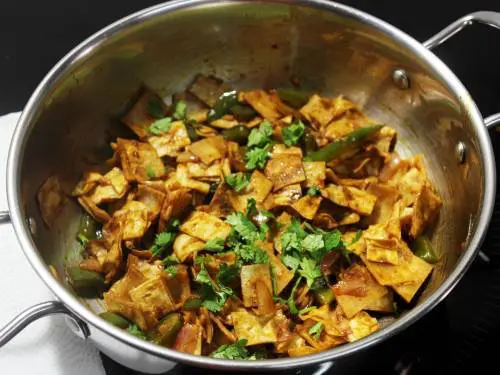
[0,301,89,347]
[423,11,500,50]
[0,210,9,224]
[424,11,500,131]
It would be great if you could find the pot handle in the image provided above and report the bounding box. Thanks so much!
[424,11,500,130]
[423,11,500,49]
[0,301,89,347]
[0,210,9,224]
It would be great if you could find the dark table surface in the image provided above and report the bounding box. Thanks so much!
[2,1,500,374]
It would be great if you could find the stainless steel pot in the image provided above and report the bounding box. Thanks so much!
[0,1,499,372]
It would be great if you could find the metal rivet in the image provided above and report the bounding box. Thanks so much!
[455,141,466,164]
[64,316,89,340]
[28,217,37,236]
[392,69,410,89]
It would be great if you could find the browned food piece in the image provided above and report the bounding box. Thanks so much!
[409,183,442,238]
[260,244,294,295]
[188,74,231,107]
[78,195,111,223]
[210,115,239,129]
[81,168,129,206]
[366,183,399,225]
[291,195,322,220]
[148,121,191,157]
[366,237,400,265]
[161,187,192,223]
[104,255,171,331]
[204,183,234,218]
[300,94,356,128]
[121,89,167,139]
[265,183,302,209]
[302,161,326,188]
[369,126,397,156]
[240,90,283,121]
[265,153,305,191]
[188,136,227,165]
[322,184,377,216]
[273,212,293,253]
[227,170,273,212]
[231,309,278,346]
[324,111,365,140]
[227,141,248,172]
[165,265,191,306]
[104,200,151,241]
[173,233,205,262]
[117,138,165,182]
[299,304,379,347]
[240,264,274,315]
[185,160,224,182]
[175,165,211,194]
[37,175,67,228]
[333,263,393,318]
[210,314,237,343]
[174,323,203,355]
[353,224,434,302]
[79,240,108,273]
[180,211,232,242]
[136,184,166,221]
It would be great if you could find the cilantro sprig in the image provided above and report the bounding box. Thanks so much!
[282,119,305,146]
[195,259,235,313]
[245,121,273,170]
[211,339,262,360]
[225,172,250,192]
[280,218,358,288]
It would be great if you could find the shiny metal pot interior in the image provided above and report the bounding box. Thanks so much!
[1,0,499,373]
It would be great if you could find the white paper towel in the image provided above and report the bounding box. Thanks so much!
[0,112,106,375]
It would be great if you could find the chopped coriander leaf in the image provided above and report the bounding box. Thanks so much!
[234,243,269,264]
[301,234,324,253]
[195,263,234,314]
[127,324,147,340]
[166,218,181,231]
[247,120,273,148]
[146,164,156,178]
[162,255,179,267]
[172,100,187,120]
[218,263,240,285]
[246,197,258,219]
[282,119,305,146]
[226,212,260,243]
[323,230,342,251]
[204,238,225,252]
[165,265,178,277]
[298,306,317,315]
[225,172,250,192]
[147,98,165,119]
[150,231,176,258]
[308,322,324,340]
[298,258,322,288]
[307,186,321,196]
[211,339,256,360]
[281,254,300,271]
[245,146,270,170]
[281,218,308,253]
[148,117,172,135]
[77,233,89,247]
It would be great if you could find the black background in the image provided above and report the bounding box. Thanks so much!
[2,1,500,374]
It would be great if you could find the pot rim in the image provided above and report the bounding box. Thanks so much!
[6,0,496,370]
